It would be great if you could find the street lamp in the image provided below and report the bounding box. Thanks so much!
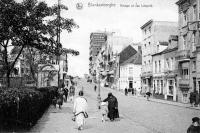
[97,67,101,109]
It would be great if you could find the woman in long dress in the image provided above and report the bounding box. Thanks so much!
[73,90,88,130]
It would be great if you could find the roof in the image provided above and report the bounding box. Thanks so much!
[175,0,186,5]
[152,46,178,56]
[119,45,137,65]
[140,19,153,29]
[121,51,142,66]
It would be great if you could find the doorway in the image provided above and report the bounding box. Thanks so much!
[129,81,133,88]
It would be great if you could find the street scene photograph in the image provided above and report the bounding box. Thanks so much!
[0,0,200,133]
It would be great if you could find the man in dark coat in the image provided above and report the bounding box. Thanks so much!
[103,92,119,121]
[187,117,200,133]
[125,88,128,96]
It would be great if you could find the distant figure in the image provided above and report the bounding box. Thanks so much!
[73,91,88,130]
[103,92,119,121]
[187,117,200,133]
[146,91,152,101]
[57,88,64,109]
[190,91,196,107]
[101,101,108,122]
[63,86,69,102]
[94,85,97,92]
[69,85,75,102]
[131,88,134,95]
[125,88,128,96]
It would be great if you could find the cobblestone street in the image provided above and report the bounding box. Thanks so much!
[29,79,200,133]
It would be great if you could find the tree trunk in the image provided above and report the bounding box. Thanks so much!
[6,71,10,88]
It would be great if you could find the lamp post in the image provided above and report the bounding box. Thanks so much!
[97,67,101,109]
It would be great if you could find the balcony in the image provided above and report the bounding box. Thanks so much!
[179,79,190,90]
[175,50,190,62]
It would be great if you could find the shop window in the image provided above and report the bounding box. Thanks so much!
[169,80,174,95]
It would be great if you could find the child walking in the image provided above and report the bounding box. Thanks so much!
[101,101,108,122]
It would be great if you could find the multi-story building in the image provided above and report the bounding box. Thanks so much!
[176,0,200,103]
[152,35,178,101]
[89,32,107,81]
[90,31,133,87]
[152,42,168,98]
[119,46,142,93]
[140,19,178,94]
[163,35,178,101]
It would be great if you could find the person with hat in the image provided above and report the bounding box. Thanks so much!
[103,92,119,121]
[187,117,200,133]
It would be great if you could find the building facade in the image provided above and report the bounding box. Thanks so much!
[140,19,178,94]
[119,47,142,93]
[176,0,200,103]
[89,32,107,82]
[163,35,178,101]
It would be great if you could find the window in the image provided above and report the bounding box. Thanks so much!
[155,61,157,73]
[168,80,174,95]
[159,60,161,72]
[182,68,189,79]
[183,10,188,25]
[144,29,147,35]
[183,35,187,50]
[193,5,197,21]
[193,61,196,71]
[170,57,173,70]
[149,26,151,33]
[144,44,146,48]
[192,32,196,51]
[166,58,169,70]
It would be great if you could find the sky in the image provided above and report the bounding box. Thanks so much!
[16,0,178,77]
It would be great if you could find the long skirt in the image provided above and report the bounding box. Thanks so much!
[76,113,85,127]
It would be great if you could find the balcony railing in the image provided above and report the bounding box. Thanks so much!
[179,79,189,87]
[175,50,190,61]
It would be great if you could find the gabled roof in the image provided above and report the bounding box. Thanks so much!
[119,45,137,65]
[121,51,142,66]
